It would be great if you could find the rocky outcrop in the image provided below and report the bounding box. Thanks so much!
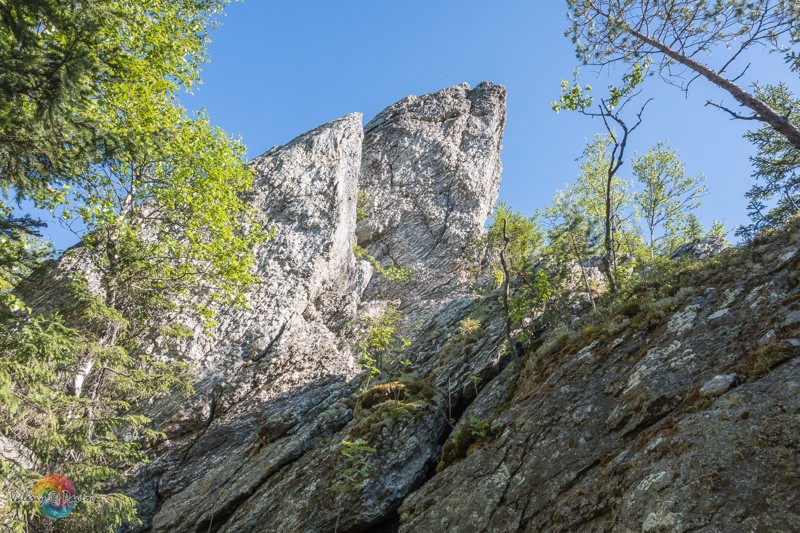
[124,81,509,532]
[358,82,505,306]
[14,80,800,532]
[669,236,728,261]
[399,226,800,532]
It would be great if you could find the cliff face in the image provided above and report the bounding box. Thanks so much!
[401,231,800,532]
[16,82,800,532]
[128,82,510,532]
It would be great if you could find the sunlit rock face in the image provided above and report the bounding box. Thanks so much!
[121,82,509,532]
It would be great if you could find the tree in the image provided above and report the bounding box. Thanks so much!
[683,213,706,241]
[738,83,800,238]
[484,203,548,339]
[0,1,266,530]
[544,188,603,309]
[554,65,651,293]
[566,0,800,149]
[632,142,707,257]
[0,210,50,313]
[575,134,646,261]
[486,202,544,278]
[353,307,410,389]
[0,0,237,283]
[0,281,194,532]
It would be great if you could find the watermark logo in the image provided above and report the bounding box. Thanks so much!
[32,474,77,520]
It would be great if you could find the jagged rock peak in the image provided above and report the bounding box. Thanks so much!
[358,81,506,306]
[122,82,508,532]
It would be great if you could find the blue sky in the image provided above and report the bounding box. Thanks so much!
[38,1,800,250]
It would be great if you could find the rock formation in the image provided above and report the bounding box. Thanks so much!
[127,81,510,532]
[13,81,800,532]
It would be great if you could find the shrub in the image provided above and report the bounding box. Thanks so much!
[353,307,411,386]
[458,317,482,337]
[618,301,642,318]
[332,439,376,494]
[437,415,494,471]
[352,243,413,282]
[746,341,794,381]
[356,192,370,222]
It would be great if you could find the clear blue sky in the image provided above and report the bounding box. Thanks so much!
[38,1,800,250]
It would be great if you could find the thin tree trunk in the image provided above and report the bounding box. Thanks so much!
[602,167,618,294]
[569,232,596,309]
[499,219,512,346]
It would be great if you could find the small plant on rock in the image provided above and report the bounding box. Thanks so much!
[332,438,376,533]
[352,244,414,282]
[354,307,411,388]
[332,439,376,494]
[458,317,482,337]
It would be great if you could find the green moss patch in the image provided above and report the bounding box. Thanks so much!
[359,382,408,409]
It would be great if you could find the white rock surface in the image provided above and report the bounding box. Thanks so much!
[699,373,737,398]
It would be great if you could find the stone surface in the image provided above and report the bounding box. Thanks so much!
[669,236,728,260]
[699,373,737,397]
[399,225,800,532]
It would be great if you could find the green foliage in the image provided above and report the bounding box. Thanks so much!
[0,0,228,188]
[457,317,482,337]
[0,281,193,530]
[332,439,376,494]
[552,61,648,113]
[0,2,257,530]
[437,415,493,472]
[508,263,552,330]
[358,378,434,410]
[544,186,602,260]
[356,191,370,222]
[0,1,253,300]
[575,134,644,260]
[467,374,482,393]
[607,60,649,108]
[552,70,594,113]
[565,1,800,149]
[617,301,642,319]
[683,214,705,242]
[632,142,707,257]
[738,84,800,239]
[354,307,412,385]
[500,131,717,332]
[353,243,414,282]
[486,201,544,276]
[566,1,794,81]
[0,210,51,315]
[484,202,547,329]
[707,220,729,240]
[1,0,265,316]
[541,135,638,306]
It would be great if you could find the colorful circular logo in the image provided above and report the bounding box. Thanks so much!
[32,474,77,520]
